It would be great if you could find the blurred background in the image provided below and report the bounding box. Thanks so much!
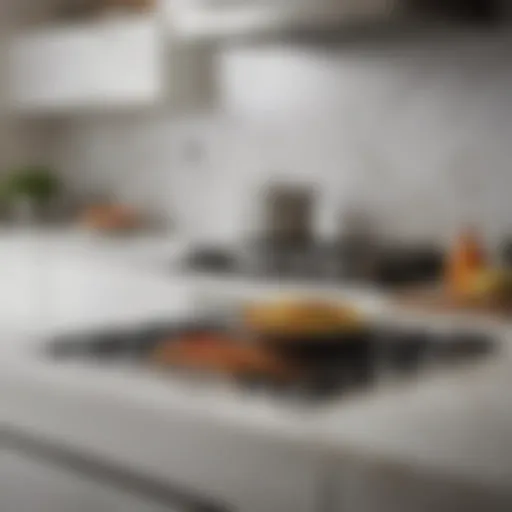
[1,0,512,247]
[2,1,512,512]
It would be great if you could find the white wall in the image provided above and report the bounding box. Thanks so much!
[55,29,512,246]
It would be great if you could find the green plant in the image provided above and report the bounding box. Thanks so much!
[1,166,60,204]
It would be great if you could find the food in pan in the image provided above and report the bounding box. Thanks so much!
[151,333,298,381]
[244,298,363,336]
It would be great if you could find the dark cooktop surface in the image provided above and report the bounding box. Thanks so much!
[46,318,495,404]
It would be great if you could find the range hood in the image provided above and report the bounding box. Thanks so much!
[166,0,504,40]
[166,0,401,40]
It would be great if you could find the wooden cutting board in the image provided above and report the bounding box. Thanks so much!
[395,287,512,319]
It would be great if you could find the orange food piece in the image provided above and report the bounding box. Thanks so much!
[152,334,296,380]
[445,229,487,299]
[81,204,140,231]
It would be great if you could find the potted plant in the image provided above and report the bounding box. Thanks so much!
[1,166,61,224]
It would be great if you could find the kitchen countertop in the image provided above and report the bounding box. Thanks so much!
[1,229,512,506]
[0,226,189,268]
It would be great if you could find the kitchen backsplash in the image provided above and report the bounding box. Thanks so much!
[55,29,512,246]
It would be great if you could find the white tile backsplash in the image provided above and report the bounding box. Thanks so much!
[56,29,512,246]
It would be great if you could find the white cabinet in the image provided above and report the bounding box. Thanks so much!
[8,15,216,114]
[8,17,162,112]
[0,449,176,512]
[333,458,512,512]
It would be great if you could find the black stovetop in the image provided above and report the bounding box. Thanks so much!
[46,318,495,404]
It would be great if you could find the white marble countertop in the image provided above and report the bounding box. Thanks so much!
[1,229,512,500]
